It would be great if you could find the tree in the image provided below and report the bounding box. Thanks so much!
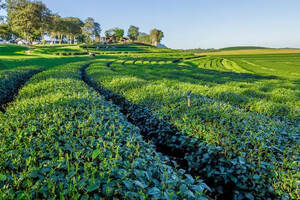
[150,29,164,46]
[127,25,139,41]
[82,17,101,44]
[137,32,151,44]
[7,0,51,43]
[64,17,83,44]
[0,24,12,40]
[112,27,124,41]
[49,14,62,44]
[38,2,52,41]
[94,22,101,43]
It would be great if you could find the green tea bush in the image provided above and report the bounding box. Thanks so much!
[0,66,42,110]
[86,62,299,200]
[0,62,209,199]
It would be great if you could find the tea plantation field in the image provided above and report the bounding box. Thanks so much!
[0,44,299,200]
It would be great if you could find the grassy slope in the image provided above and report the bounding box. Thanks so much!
[199,48,300,55]
[0,44,95,71]
[221,54,300,80]
[220,46,270,51]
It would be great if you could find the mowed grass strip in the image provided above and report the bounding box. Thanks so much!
[0,61,209,199]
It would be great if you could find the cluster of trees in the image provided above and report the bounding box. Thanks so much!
[128,26,165,46]
[0,0,101,44]
[105,25,164,46]
[0,0,164,45]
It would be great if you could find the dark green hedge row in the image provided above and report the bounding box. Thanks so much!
[55,52,89,56]
[0,66,42,111]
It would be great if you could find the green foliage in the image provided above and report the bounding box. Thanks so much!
[0,44,299,200]
[82,17,101,44]
[61,17,84,44]
[128,25,139,41]
[0,44,28,56]
[113,27,124,41]
[137,33,151,44]
[0,65,42,109]
[150,29,164,46]
[7,0,51,42]
[85,54,299,199]
[80,43,175,53]
[220,46,270,51]
[104,27,124,42]
[0,44,94,70]
[0,61,209,199]
[0,24,12,41]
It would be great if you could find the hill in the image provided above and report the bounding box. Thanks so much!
[220,46,270,51]
[0,44,299,199]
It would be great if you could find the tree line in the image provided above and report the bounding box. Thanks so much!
[106,26,164,46]
[0,0,164,45]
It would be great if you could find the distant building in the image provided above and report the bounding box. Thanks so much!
[120,37,130,44]
[105,35,116,43]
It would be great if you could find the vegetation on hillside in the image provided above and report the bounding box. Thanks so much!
[84,53,299,199]
[0,61,209,199]
[220,46,270,51]
[0,39,299,199]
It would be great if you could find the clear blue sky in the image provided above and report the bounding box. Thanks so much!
[4,0,300,49]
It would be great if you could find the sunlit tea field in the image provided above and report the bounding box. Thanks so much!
[0,44,299,199]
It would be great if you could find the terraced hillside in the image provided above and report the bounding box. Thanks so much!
[0,44,299,200]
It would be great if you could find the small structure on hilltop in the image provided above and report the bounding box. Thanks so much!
[105,35,116,44]
[120,37,130,44]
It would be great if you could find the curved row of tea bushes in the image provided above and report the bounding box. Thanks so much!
[85,62,299,200]
[0,66,43,110]
[0,62,209,199]
[188,58,299,122]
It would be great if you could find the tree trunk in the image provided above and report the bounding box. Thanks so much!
[59,34,62,44]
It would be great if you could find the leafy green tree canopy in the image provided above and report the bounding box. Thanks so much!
[64,17,84,44]
[113,27,124,41]
[127,25,139,41]
[137,32,151,44]
[150,29,164,46]
[82,17,101,44]
[7,0,51,43]
[0,24,12,40]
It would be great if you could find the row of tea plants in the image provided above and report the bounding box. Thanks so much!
[0,61,209,199]
[85,60,299,199]
[0,66,42,110]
